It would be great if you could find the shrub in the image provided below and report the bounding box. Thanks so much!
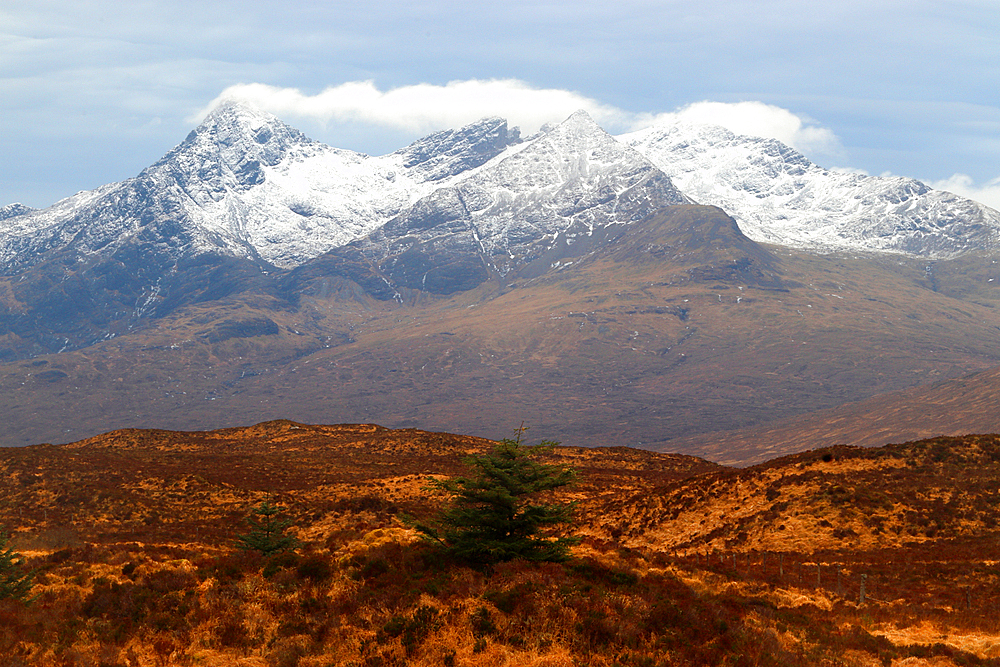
[83,580,150,636]
[381,605,440,655]
[296,553,332,582]
[416,426,580,564]
[235,500,302,556]
[471,606,498,638]
[0,529,35,603]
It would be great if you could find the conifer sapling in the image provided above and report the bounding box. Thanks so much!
[416,426,579,564]
[234,500,302,556]
[0,528,35,603]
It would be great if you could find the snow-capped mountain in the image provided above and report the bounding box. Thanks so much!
[6,103,1000,449]
[4,101,1000,320]
[0,104,696,354]
[1,105,690,295]
[348,110,691,293]
[393,110,690,258]
[6,102,999,284]
[0,102,521,274]
[619,123,1000,257]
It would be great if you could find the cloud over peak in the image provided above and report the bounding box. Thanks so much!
[196,79,624,137]
[930,173,1000,211]
[638,101,844,158]
[195,79,843,159]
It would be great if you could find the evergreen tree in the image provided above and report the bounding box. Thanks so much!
[0,528,35,603]
[234,500,301,556]
[417,426,579,564]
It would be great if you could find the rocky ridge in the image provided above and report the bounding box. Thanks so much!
[0,203,36,221]
[324,110,692,296]
[4,103,999,290]
[0,103,524,274]
[619,122,1000,257]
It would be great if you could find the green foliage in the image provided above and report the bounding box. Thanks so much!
[416,426,580,564]
[0,528,35,603]
[470,606,498,638]
[381,604,440,655]
[296,553,332,581]
[234,501,302,556]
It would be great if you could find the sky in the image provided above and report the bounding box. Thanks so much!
[2,0,999,210]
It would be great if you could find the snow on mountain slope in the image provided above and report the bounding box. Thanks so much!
[161,101,422,266]
[372,110,691,279]
[0,103,521,273]
[619,123,1000,257]
[0,203,37,222]
[7,103,999,286]
[176,104,521,267]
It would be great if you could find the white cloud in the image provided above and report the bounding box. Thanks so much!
[635,101,844,157]
[929,174,1000,211]
[195,79,628,136]
[194,80,843,159]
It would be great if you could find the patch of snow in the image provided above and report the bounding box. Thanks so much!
[619,122,1000,258]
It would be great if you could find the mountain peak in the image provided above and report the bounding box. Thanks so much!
[164,100,320,178]
[548,109,605,135]
[359,106,690,296]
[201,98,283,129]
[541,109,627,149]
[393,116,522,181]
[565,108,597,122]
[178,99,319,161]
[0,202,36,221]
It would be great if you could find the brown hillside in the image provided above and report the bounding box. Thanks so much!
[668,364,1000,466]
[1,421,720,549]
[3,205,1000,463]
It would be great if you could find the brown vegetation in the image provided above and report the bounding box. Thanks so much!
[3,422,1000,665]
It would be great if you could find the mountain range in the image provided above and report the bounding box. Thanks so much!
[621,122,1000,257]
[2,103,1000,457]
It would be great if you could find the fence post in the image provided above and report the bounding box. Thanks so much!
[859,574,867,605]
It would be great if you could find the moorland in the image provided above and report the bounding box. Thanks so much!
[3,421,1000,666]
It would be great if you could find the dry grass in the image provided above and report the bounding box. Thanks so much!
[3,424,1000,665]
